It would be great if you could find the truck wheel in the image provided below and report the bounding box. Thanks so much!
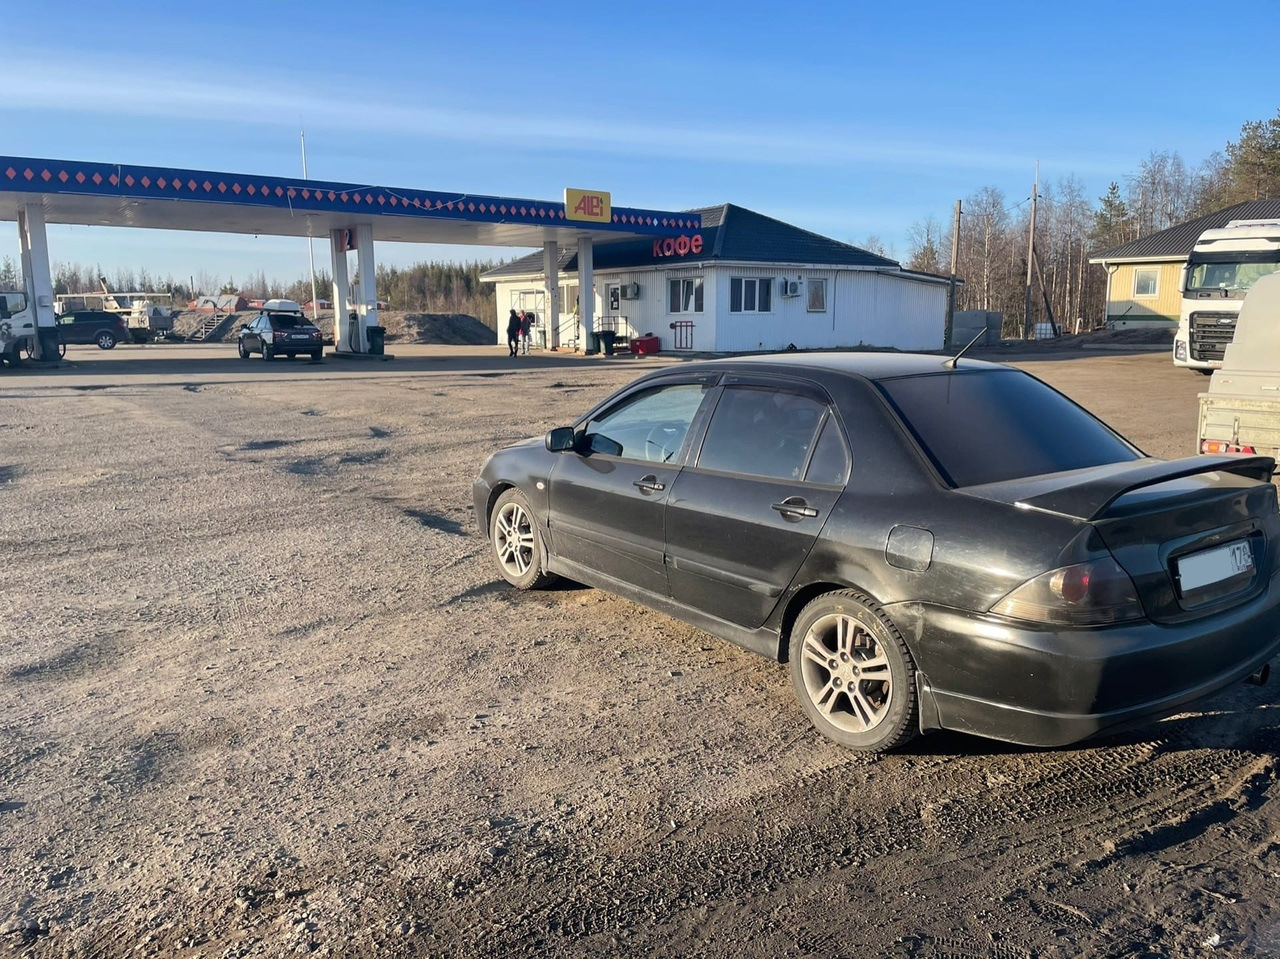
[5,342,23,368]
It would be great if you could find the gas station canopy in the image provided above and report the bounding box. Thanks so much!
[0,155,700,246]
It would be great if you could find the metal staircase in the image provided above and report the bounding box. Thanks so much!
[189,313,236,343]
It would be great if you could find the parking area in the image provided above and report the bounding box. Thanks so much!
[1,343,1276,957]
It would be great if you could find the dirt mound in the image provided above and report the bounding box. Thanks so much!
[976,326,1175,353]
[384,312,494,345]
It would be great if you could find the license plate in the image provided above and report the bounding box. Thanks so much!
[291,333,310,339]
[1177,540,1254,593]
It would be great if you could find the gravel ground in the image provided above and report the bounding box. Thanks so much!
[1,343,1277,958]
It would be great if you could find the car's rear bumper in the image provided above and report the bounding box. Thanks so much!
[886,566,1280,747]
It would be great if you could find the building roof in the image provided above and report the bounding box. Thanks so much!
[1090,199,1280,263]
[482,203,901,279]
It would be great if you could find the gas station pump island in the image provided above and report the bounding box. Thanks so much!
[0,156,699,364]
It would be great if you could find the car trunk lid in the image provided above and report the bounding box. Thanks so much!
[963,455,1277,623]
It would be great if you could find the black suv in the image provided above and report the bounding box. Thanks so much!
[238,311,324,361]
[55,310,130,350]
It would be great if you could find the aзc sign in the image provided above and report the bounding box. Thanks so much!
[564,188,611,223]
[653,234,703,258]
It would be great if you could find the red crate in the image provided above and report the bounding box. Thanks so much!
[629,335,661,355]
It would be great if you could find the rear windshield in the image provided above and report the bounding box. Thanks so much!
[876,369,1140,487]
[268,314,311,329]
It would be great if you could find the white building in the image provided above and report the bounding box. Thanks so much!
[482,204,949,354]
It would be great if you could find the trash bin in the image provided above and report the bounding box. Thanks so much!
[367,326,386,355]
[587,332,601,355]
[35,327,61,362]
[598,331,618,356]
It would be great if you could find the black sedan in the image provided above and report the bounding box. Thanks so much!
[238,311,324,361]
[474,354,1280,752]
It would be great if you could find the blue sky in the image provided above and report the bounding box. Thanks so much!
[3,0,1278,287]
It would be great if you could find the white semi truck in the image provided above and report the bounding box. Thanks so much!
[1197,271,1280,470]
[1174,219,1280,373]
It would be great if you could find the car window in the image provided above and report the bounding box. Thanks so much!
[804,416,851,485]
[580,382,712,462]
[269,314,303,329]
[876,369,1141,487]
[696,387,826,481]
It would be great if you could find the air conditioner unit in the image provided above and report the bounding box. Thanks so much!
[781,280,802,297]
[620,282,641,299]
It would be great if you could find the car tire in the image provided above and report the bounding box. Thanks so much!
[787,590,918,753]
[489,488,558,590]
[262,344,274,362]
[4,342,23,368]
[310,349,323,362]
[238,340,249,359]
[95,331,117,350]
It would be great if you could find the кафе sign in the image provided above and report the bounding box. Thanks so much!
[652,234,703,258]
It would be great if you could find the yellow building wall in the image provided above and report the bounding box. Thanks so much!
[1105,262,1182,323]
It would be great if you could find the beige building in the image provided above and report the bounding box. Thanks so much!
[1091,199,1280,328]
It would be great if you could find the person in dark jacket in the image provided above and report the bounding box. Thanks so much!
[506,309,522,357]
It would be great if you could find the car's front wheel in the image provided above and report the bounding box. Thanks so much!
[788,590,918,752]
[490,488,557,590]
[96,331,117,350]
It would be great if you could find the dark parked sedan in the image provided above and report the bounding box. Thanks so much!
[474,354,1280,752]
[238,311,323,361]
[55,310,130,350]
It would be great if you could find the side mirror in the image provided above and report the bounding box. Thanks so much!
[545,427,576,452]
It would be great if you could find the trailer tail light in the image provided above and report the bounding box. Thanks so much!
[1201,440,1256,454]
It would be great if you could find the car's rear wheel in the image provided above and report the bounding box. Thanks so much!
[310,349,322,362]
[95,331,117,350]
[788,590,918,752]
[262,344,274,362]
[490,488,557,590]
[238,340,249,359]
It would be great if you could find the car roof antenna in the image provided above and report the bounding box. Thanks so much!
[942,329,987,370]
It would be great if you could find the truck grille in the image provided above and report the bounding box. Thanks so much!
[1189,311,1237,362]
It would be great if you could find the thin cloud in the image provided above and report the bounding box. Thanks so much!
[0,57,1123,177]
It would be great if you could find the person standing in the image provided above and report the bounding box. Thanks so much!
[506,309,521,357]
[519,311,533,355]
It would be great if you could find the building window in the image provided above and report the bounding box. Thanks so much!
[807,279,827,312]
[668,277,704,314]
[730,277,773,313]
[1133,268,1159,298]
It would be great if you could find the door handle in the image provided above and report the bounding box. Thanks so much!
[772,498,819,518]
[633,475,666,492]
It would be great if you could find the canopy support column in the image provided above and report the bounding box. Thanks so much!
[578,236,594,353]
[543,241,559,351]
[355,223,377,352]
[18,204,55,360]
[330,228,357,353]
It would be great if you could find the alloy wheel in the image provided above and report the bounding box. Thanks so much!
[493,501,536,577]
[798,612,894,734]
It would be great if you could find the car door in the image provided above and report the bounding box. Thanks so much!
[664,379,850,629]
[246,317,264,351]
[56,313,81,344]
[547,375,718,597]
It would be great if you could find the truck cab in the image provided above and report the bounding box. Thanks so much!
[0,290,36,367]
[1175,219,1280,372]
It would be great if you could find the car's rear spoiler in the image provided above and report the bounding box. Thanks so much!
[960,455,1276,521]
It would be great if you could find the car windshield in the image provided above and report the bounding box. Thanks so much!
[1184,254,1280,294]
[876,369,1141,487]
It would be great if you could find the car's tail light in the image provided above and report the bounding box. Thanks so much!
[1201,440,1256,454]
[273,331,286,340]
[991,557,1144,625]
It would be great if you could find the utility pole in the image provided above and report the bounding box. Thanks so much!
[1023,166,1039,339]
[945,199,961,346]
